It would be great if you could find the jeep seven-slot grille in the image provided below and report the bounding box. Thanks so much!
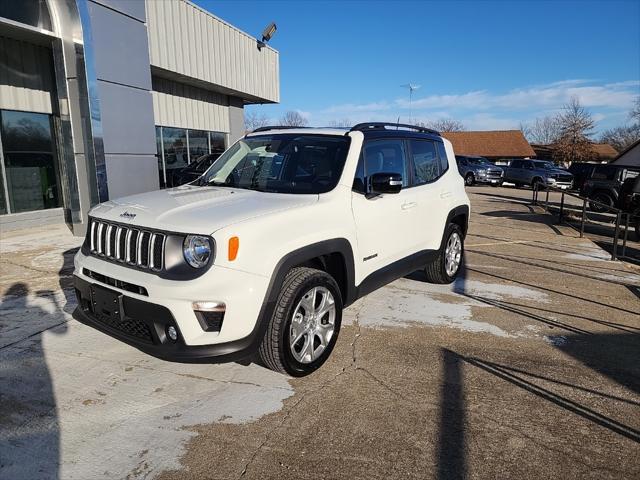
[88,219,166,271]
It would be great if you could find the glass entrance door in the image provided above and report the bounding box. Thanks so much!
[0,110,62,214]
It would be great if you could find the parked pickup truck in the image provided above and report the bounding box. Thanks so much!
[503,159,573,190]
[455,155,504,186]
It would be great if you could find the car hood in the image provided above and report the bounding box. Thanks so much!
[547,169,572,176]
[89,185,318,234]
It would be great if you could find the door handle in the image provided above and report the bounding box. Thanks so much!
[401,202,417,210]
[440,191,452,199]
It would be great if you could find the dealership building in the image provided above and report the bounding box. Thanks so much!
[0,0,279,233]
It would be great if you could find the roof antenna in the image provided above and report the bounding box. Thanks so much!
[396,116,400,130]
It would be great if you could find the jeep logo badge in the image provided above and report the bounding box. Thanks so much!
[120,211,136,220]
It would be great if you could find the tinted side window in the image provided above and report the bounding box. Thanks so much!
[436,142,449,173]
[511,160,522,168]
[592,166,617,180]
[362,139,409,187]
[409,139,440,185]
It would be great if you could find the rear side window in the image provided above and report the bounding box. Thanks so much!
[592,166,617,181]
[409,139,440,185]
[436,142,449,173]
[511,160,522,168]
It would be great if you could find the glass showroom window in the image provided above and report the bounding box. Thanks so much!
[0,110,61,214]
[188,129,209,160]
[155,127,227,188]
[156,126,166,188]
[210,132,226,154]
[162,127,188,188]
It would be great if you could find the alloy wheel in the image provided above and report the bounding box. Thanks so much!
[289,286,336,364]
[445,232,462,277]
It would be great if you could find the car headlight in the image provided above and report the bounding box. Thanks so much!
[477,169,487,175]
[183,235,213,268]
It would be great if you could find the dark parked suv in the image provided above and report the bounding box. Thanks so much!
[582,164,640,212]
[455,155,504,186]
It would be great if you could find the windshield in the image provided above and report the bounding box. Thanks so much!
[534,161,556,170]
[468,157,489,165]
[200,134,350,194]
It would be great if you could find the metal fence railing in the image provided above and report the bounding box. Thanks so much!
[532,185,639,261]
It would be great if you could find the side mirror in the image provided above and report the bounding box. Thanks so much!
[369,172,402,195]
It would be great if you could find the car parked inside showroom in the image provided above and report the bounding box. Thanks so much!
[168,153,222,187]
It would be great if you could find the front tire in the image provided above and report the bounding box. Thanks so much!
[589,191,615,213]
[258,267,342,376]
[424,224,464,284]
[465,173,475,186]
[531,178,545,191]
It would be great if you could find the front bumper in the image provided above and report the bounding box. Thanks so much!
[72,246,272,362]
[73,275,259,362]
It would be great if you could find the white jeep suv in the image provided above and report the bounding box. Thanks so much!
[73,123,470,376]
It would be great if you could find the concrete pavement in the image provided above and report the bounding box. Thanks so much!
[1,186,639,480]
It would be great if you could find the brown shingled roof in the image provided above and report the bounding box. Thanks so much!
[442,130,536,158]
[531,143,618,161]
[590,143,618,160]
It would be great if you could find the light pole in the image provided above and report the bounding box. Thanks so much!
[401,83,420,124]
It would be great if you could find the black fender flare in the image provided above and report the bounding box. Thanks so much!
[237,239,357,357]
[444,205,470,239]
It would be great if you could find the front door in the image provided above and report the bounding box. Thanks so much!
[351,138,417,280]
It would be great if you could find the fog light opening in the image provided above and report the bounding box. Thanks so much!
[167,325,178,342]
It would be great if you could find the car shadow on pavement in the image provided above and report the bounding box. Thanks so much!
[0,283,67,480]
[480,210,565,235]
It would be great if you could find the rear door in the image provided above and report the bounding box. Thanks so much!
[507,159,522,182]
[407,138,450,250]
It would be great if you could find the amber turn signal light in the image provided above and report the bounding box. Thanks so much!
[228,236,239,261]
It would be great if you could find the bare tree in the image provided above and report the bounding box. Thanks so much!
[553,97,596,163]
[519,122,532,140]
[599,125,640,152]
[598,97,640,151]
[327,119,351,128]
[422,119,466,132]
[521,116,562,145]
[630,96,640,123]
[244,111,271,131]
[279,111,309,127]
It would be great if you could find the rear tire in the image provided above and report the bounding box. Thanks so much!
[424,224,464,284]
[258,267,342,376]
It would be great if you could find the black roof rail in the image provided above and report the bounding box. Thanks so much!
[249,125,309,133]
[350,122,440,136]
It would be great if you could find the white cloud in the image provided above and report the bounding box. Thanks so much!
[306,79,638,132]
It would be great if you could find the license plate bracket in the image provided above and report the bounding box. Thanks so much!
[90,284,122,321]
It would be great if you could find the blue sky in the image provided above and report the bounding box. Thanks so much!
[197,0,640,133]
